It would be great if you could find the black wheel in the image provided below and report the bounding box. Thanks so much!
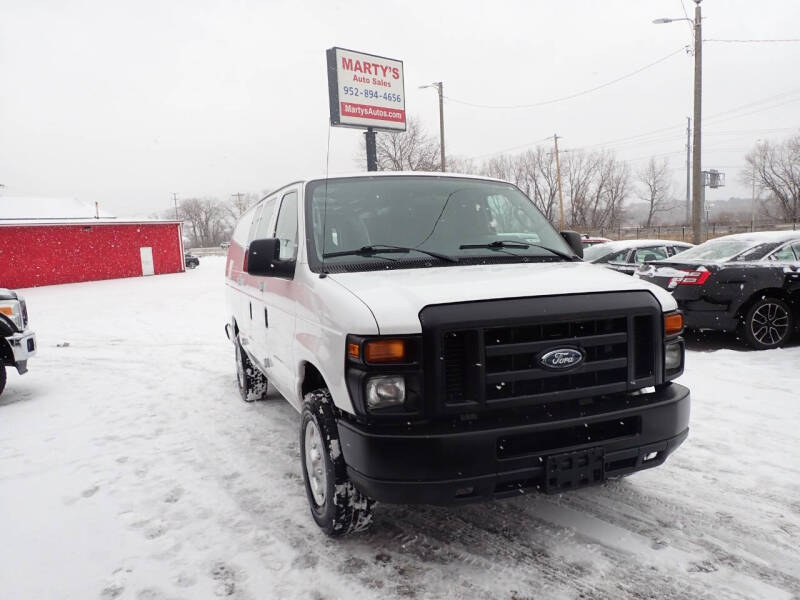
[741,296,794,350]
[235,337,268,402]
[0,364,6,397]
[187,263,197,269]
[300,389,374,536]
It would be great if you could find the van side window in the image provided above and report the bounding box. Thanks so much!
[248,204,265,245]
[274,191,299,260]
[253,198,277,240]
[232,206,257,248]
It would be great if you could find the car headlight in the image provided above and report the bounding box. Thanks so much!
[366,376,406,410]
[0,299,25,331]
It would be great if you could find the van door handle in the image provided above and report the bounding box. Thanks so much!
[264,308,269,327]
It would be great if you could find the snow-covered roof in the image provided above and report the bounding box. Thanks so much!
[0,218,182,227]
[0,196,181,227]
[0,196,115,220]
[587,239,694,252]
[709,230,800,243]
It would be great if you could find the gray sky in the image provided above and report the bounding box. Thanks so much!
[2,0,799,217]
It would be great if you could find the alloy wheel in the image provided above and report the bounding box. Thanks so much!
[750,302,790,346]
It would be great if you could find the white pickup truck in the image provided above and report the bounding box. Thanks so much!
[0,289,37,396]
[224,173,690,536]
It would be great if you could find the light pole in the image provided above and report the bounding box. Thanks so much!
[654,0,702,244]
[420,82,446,172]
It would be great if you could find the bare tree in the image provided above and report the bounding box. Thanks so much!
[565,150,628,230]
[483,147,560,221]
[445,155,479,175]
[637,158,673,227]
[179,198,228,247]
[357,117,441,171]
[746,135,800,223]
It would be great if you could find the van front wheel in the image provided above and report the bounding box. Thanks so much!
[300,389,374,536]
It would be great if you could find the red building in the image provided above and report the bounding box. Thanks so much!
[0,197,184,289]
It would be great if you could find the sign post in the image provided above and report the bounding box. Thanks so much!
[326,47,406,171]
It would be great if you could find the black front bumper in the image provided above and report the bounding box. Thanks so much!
[337,383,690,505]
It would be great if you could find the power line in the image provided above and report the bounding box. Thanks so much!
[469,136,554,160]
[465,88,800,162]
[444,46,688,110]
[705,38,800,43]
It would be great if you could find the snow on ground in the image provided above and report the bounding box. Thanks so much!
[1,257,799,600]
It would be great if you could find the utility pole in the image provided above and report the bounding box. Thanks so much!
[685,117,691,225]
[365,128,377,171]
[751,165,756,231]
[691,0,703,244]
[554,134,565,230]
[420,82,446,171]
[436,82,445,172]
[172,192,179,220]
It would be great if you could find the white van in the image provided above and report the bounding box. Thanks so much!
[224,173,690,536]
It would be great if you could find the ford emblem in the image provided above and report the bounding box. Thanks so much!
[539,348,584,370]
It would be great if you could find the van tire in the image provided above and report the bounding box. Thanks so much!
[0,365,5,397]
[235,337,268,402]
[300,389,374,536]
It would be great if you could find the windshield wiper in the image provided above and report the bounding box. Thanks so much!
[459,240,577,261]
[323,244,458,263]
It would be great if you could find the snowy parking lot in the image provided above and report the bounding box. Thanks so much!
[1,257,799,600]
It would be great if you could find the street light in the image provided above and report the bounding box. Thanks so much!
[420,82,446,172]
[654,0,703,244]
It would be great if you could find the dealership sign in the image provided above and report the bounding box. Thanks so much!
[326,47,406,131]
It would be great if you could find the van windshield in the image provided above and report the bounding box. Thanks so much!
[305,176,574,271]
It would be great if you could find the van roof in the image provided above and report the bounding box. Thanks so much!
[301,171,508,185]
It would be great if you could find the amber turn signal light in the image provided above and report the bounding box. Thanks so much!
[0,306,13,317]
[664,312,684,336]
[365,339,407,363]
[347,343,360,359]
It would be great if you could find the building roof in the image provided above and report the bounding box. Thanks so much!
[0,196,180,227]
[0,196,115,220]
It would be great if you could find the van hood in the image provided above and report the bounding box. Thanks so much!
[329,262,678,334]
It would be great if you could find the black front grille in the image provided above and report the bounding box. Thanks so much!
[421,292,663,416]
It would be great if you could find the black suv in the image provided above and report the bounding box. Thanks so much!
[636,231,800,349]
[184,253,200,269]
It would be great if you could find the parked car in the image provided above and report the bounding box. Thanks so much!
[184,253,200,269]
[581,234,612,248]
[225,173,690,536]
[584,239,694,275]
[0,289,37,396]
[636,230,800,349]
[220,241,231,249]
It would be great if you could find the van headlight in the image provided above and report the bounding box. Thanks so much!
[665,341,683,372]
[0,298,25,331]
[366,376,406,410]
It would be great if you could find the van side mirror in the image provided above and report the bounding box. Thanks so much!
[560,230,584,259]
[247,238,295,278]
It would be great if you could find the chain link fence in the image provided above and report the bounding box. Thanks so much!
[581,221,799,243]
